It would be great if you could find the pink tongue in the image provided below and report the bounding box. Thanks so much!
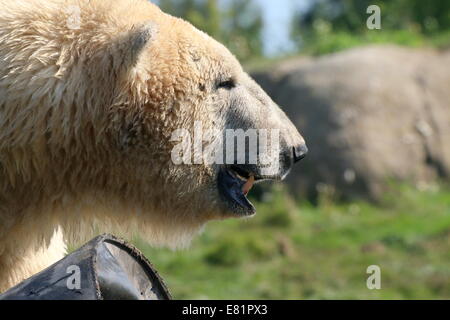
[242,176,255,196]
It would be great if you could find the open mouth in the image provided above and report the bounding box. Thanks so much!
[217,164,267,216]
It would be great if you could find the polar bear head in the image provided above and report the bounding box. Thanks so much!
[103,5,307,238]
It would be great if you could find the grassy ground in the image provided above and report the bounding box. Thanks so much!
[134,184,450,299]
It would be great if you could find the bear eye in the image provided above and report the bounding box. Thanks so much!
[216,79,235,90]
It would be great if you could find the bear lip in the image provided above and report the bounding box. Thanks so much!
[217,165,272,216]
[217,167,255,216]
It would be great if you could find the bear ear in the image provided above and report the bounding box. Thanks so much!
[120,22,158,68]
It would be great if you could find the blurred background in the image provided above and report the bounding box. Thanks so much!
[137,0,450,299]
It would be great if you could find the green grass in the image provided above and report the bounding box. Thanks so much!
[134,183,450,299]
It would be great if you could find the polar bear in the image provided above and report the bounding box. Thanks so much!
[0,0,307,291]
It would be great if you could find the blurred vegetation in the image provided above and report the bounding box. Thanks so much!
[155,0,450,60]
[291,0,450,55]
[136,183,450,299]
[156,0,263,61]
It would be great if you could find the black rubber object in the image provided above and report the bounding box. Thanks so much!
[0,234,171,300]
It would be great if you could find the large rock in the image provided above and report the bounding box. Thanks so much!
[252,46,450,200]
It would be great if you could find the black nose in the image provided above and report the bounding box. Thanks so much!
[293,144,308,163]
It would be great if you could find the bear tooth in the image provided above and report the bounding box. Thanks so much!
[228,168,244,181]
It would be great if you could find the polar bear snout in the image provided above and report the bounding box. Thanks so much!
[277,143,308,180]
[293,144,308,163]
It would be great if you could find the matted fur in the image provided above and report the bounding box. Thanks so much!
[0,0,305,291]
